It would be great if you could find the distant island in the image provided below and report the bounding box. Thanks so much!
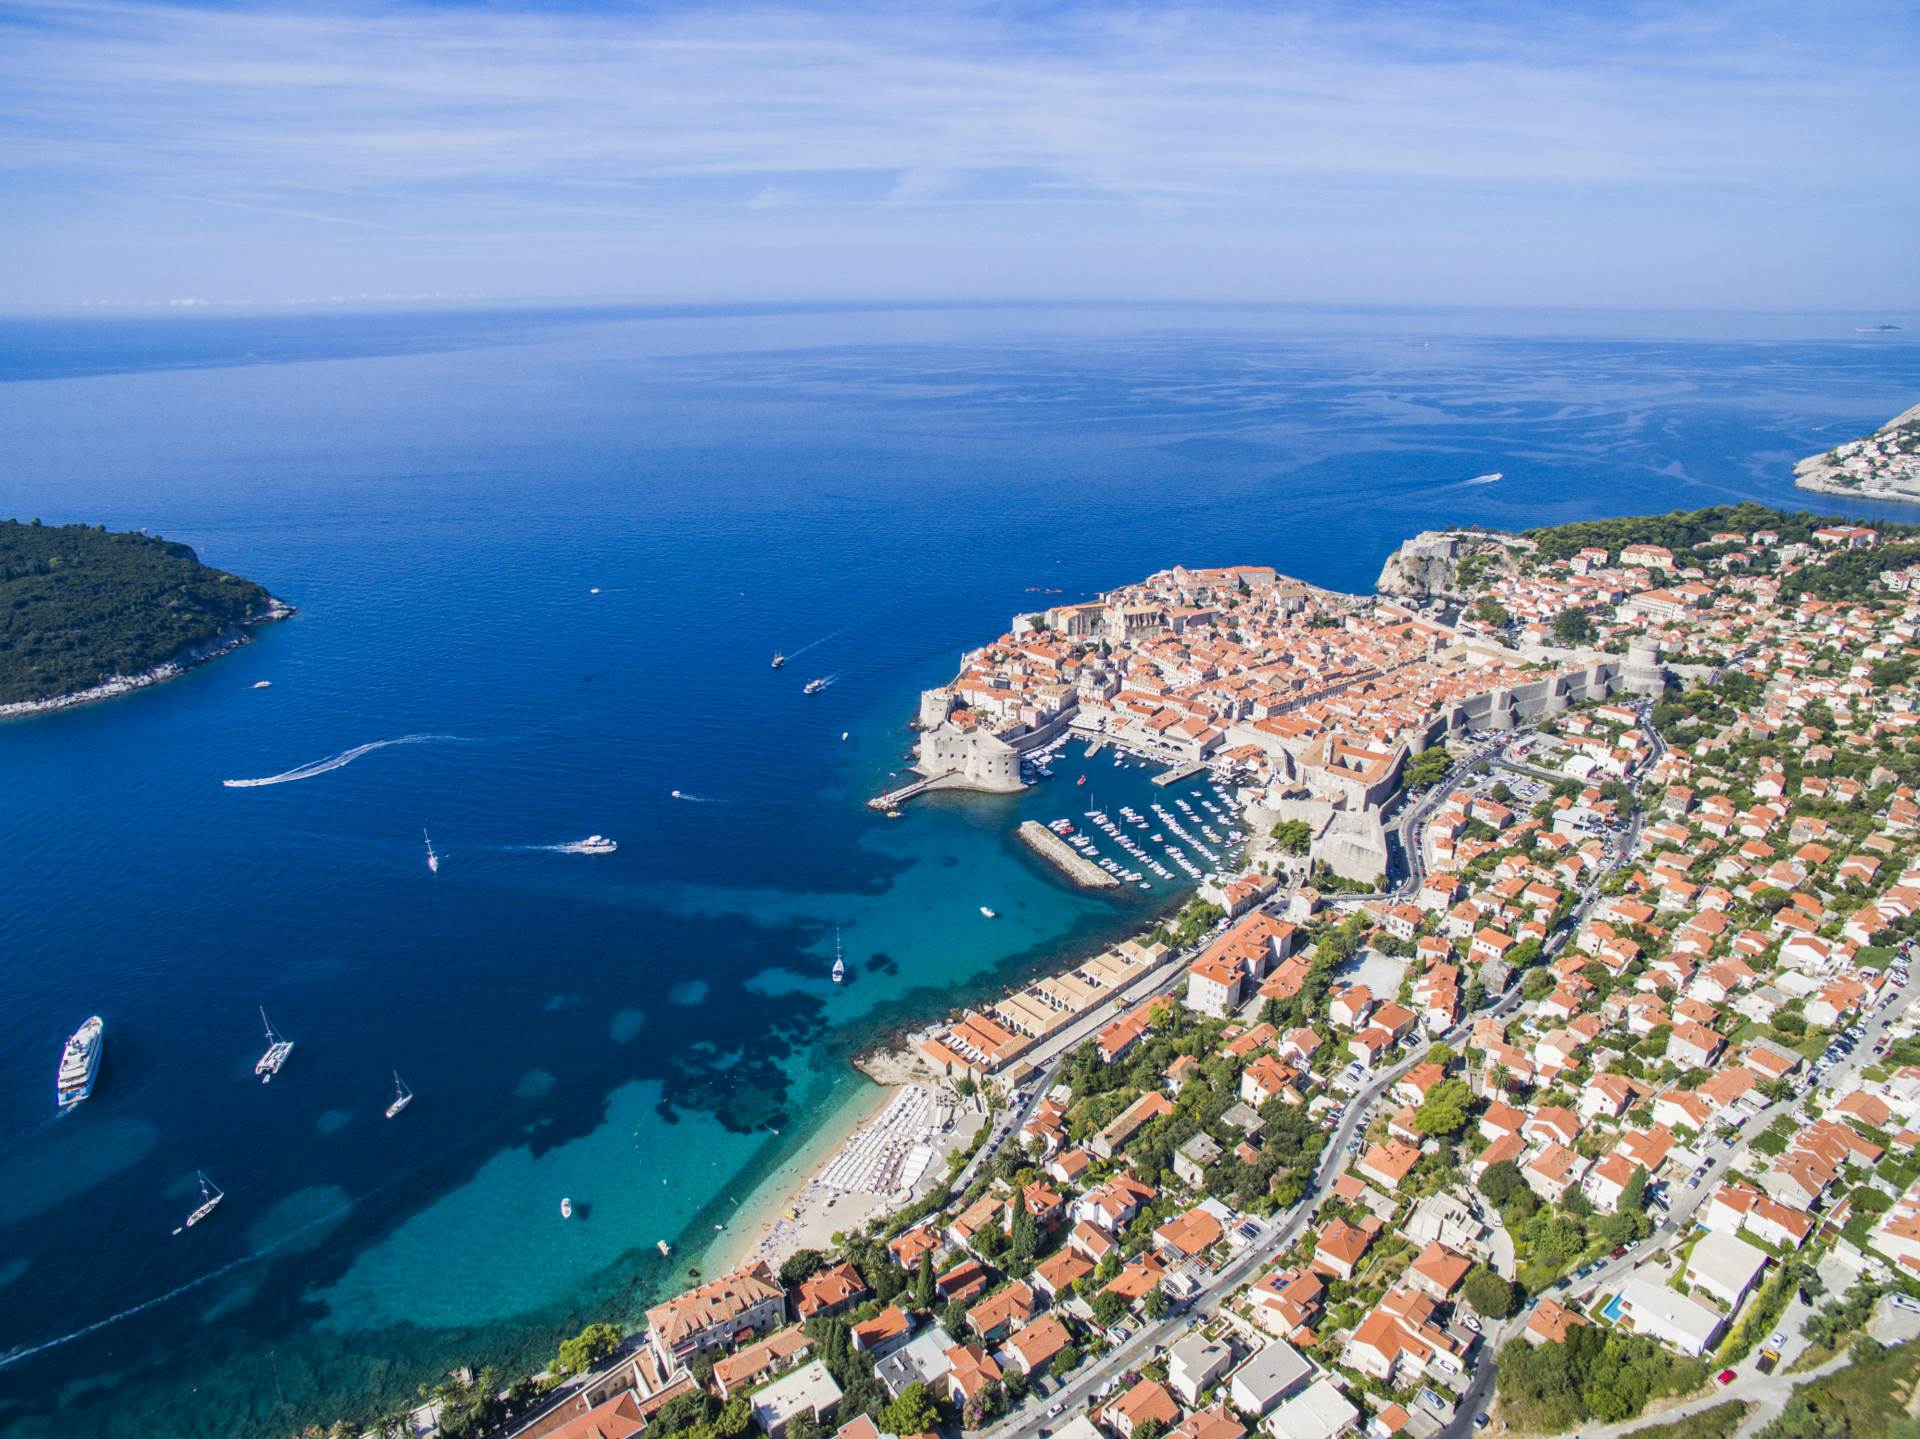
[0,519,289,715]
[1795,400,1920,503]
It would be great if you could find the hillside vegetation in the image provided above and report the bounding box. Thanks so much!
[0,520,278,706]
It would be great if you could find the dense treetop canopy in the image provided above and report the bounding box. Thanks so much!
[0,519,277,706]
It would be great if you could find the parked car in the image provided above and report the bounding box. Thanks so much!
[1717,1369,1737,1385]
[1769,1331,1786,1348]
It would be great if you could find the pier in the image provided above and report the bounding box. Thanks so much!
[1152,761,1207,787]
[867,771,955,810]
[1017,820,1119,888]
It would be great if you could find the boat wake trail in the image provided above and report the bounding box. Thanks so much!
[784,626,847,661]
[222,735,459,788]
[1462,471,1504,486]
[669,789,718,803]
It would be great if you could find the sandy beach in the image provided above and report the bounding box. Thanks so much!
[711,1073,981,1275]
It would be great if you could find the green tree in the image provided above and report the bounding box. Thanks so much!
[1143,1285,1169,1320]
[1405,748,1451,790]
[1270,819,1314,853]
[780,1249,827,1287]
[1479,1159,1527,1208]
[1463,1266,1518,1319]
[913,1250,935,1310]
[1552,608,1596,646]
[554,1321,623,1376]
[1414,1078,1474,1137]
[881,1383,943,1437]
[1009,1196,1039,1262]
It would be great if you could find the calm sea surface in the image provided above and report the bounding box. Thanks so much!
[0,303,1915,1437]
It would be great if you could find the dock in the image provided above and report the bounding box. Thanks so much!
[1153,761,1207,787]
[868,771,954,810]
[1017,821,1119,888]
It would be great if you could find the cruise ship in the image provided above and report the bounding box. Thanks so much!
[57,1016,104,1110]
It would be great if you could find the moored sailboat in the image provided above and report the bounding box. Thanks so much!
[255,1008,294,1082]
[423,828,439,874]
[385,1071,413,1119]
[175,1171,224,1233]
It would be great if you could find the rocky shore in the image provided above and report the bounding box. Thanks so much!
[0,599,293,719]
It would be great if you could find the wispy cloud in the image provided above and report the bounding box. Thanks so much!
[0,0,1915,307]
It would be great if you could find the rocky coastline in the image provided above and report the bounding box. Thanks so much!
[0,598,294,719]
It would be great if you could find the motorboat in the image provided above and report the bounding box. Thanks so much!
[771,652,786,668]
[574,835,617,854]
[979,907,997,919]
[561,1197,574,1220]
[57,1016,104,1110]
[803,677,827,694]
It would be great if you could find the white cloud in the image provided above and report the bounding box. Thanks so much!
[0,0,1914,306]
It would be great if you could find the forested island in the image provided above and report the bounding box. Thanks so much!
[0,519,287,712]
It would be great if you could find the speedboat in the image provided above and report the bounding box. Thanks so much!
[803,677,827,694]
[980,907,997,919]
[57,1016,104,1110]
[771,652,786,668]
[561,1197,574,1220]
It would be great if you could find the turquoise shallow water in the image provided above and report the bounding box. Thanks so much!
[0,302,1915,1437]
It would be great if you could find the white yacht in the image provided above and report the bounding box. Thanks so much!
[832,929,846,984]
[574,835,617,854]
[57,1016,104,1110]
[979,906,997,919]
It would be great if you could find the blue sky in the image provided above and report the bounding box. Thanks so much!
[0,0,1915,311]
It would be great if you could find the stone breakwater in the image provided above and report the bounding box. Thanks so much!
[1017,820,1119,888]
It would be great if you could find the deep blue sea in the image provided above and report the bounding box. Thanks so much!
[0,302,1915,1438]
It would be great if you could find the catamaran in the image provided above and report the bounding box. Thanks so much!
[57,1016,104,1110]
[423,828,439,874]
[385,1071,414,1119]
[175,1172,224,1234]
[255,1008,294,1083]
[831,930,846,984]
